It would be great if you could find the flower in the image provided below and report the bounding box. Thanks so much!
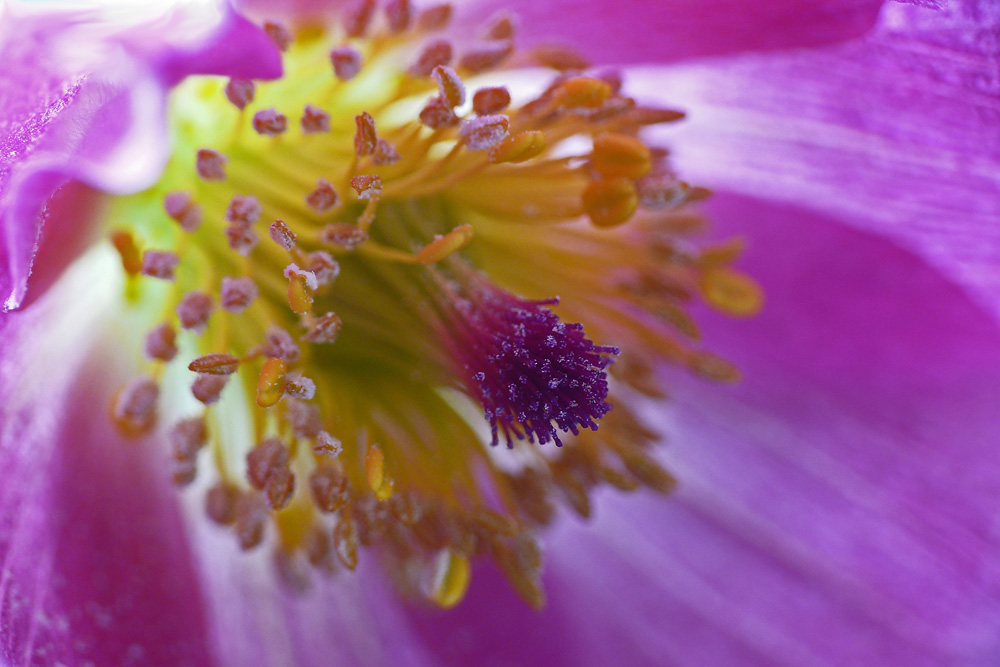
[2,2,999,667]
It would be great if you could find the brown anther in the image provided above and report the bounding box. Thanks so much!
[301,104,330,134]
[459,114,509,150]
[173,459,198,487]
[306,179,339,213]
[256,357,287,407]
[488,130,546,164]
[269,220,297,251]
[226,222,259,256]
[554,76,612,109]
[234,493,267,550]
[416,3,452,31]
[595,69,624,94]
[192,373,228,405]
[224,78,255,110]
[112,231,142,275]
[261,326,300,363]
[592,133,653,180]
[699,268,764,317]
[305,251,340,287]
[582,178,638,228]
[385,0,412,32]
[473,86,510,115]
[265,468,295,510]
[626,106,687,126]
[284,265,316,314]
[353,112,378,157]
[205,483,240,525]
[304,525,337,572]
[313,431,343,458]
[169,417,207,462]
[302,312,343,344]
[309,464,349,512]
[112,377,159,435]
[533,44,590,72]
[415,224,473,264]
[432,65,465,108]
[458,40,513,73]
[484,12,517,40]
[284,372,316,400]
[619,450,677,494]
[333,515,359,570]
[144,323,178,362]
[196,148,227,180]
[177,291,214,332]
[247,438,290,490]
[688,351,741,382]
[419,96,458,129]
[263,20,292,51]
[285,398,322,438]
[350,175,382,200]
[220,276,258,313]
[252,108,287,137]
[226,195,262,224]
[365,444,393,501]
[344,0,376,37]
[319,223,367,250]
[580,96,636,123]
[141,250,179,281]
[330,47,363,81]
[163,191,202,232]
[188,353,240,376]
[372,138,401,166]
[493,536,545,609]
[409,39,452,77]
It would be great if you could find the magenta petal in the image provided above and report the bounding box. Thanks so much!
[459,0,884,64]
[404,193,1000,664]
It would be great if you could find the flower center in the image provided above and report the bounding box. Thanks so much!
[104,2,761,608]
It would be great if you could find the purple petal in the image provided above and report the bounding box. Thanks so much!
[0,260,212,665]
[403,193,1000,664]
[639,1,1000,322]
[459,0,884,64]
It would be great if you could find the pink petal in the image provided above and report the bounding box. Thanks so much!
[638,1,1000,322]
[459,0,884,65]
[403,193,1000,664]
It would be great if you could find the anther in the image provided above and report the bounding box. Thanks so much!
[234,493,267,550]
[309,464,349,512]
[366,444,394,501]
[353,112,378,157]
[302,312,343,344]
[409,39,452,77]
[427,548,471,608]
[484,12,517,40]
[263,20,292,51]
[372,138,401,165]
[473,86,510,115]
[269,220,297,251]
[333,515,359,570]
[196,148,227,181]
[488,131,546,164]
[304,526,337,572]
[301,105,330,134]
[344,0,376,37]
[415,224,473,264]
[205,483,240,525]
[257,357,287,407]
[112,376,159,435]
[141,250,179,280]
[385,0,412,33]
[687,351,741,382]
[432,65,465,108]
[163,191,202,232]
[532,44,590,72]
[306,251,340,287]
[592,133,652,180]
[699,268,764,317]
[419,96,458,129]
[226,195,262,225]
[177,291,215,332]
[261,326,300,363]
[226,222,259,256]
[169,417,207,462]
[330,47,363,81]
[247,438,290,491]
[553,77,612,109]
[252,108,288,137]
[459,115,509,150]
[112,231,142,275]
[145,322,178,362]
[313,431,343,458]
[350,175,382,200]
[220,276,258,313]
[306,179,339,213]
[285,372,316,400]
[416,3,452,31]
[188,353,241,376]
[582,178,638,228]
[284,264,317,314]
[319,223,367,250]
[458,40,513,73]
[192,374,228,405]
[224,78,255,110]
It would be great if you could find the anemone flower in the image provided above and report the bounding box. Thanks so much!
[2,0,998,665]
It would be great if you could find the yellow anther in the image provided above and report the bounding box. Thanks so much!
[488,131,546,164]
[582,178,638,228]
[700,268,764,317]
[111,231,143,275]
[592,133,652,179]
[256,357,287,407]
[553,76,612,109]
[365,444,394,501]
[286,274,314,314]
[415,224,474,265]
[428,548,471,608]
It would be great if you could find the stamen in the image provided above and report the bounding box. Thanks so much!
[141,250,179,280]
[472,86,511,115]
[226,195,262,225]
[385,0,412,33]
[313,431,343,457]
[220,276,259,313]
[224,78,255,110]
[532,44,590,72]
[415,224,473,264]
[304,251,340,287]
[700,267,764,317]
[592,133,652,180]
[484,12,517,40]
[458,40,513,73]
[333,515,359,569]
[419,96,458,129]
[263,20,292,51]
[226,222,259,256]
[432,65,465,108]
[268,220,297,251]
[553,76,612,109]
[330,47,363,81]
[409,39,452,77]
[581,178,638,228]
[192,374,228,405]
[111,231,142,275]
[285,372,316,400]
[177,291,215,333]
[302,312,343,344]
[307,179,340,212]
[372,138,401,165]
[427,548,471,608]
[246,439,295,509]
[234,493,267,550]
[353,112,378,157]
[252,108,288,137]
[365,443,393,501]
[488,131,546,164]
[309,463,349,512]
[319,223,367,250]
[163,191,202,232]
[169,417,207,463]
[284,264,317,313]
[343,0,376,37]
[111,376,159,435]
[416,3,453,31]
[206,483,240,525]
[188,353,240,376]
[301,105,331,134]
[257,357,288,407]
[196,149,227,181]
[459,115,509,150]
[261,326,300,363]
[350,175,382,200]
[145,323,178,362]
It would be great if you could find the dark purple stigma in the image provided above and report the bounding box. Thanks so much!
[451,289,619,448]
